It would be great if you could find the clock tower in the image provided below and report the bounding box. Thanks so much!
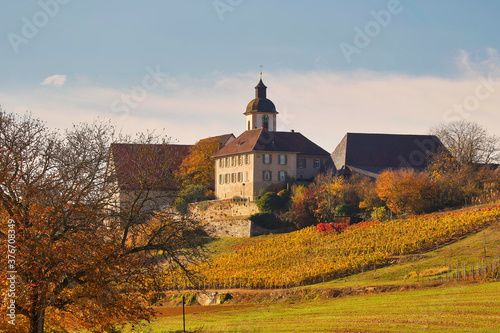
[244,77,278,131]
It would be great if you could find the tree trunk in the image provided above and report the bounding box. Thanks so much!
[29,308,45,333]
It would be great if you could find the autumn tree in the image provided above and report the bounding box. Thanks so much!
[376,169,438,215]
[0,110,206,333]
[285,185,318,229]
[310,172,348,223]
[177,137,221,188]
[431,120,500,164]
[427,149,500,207]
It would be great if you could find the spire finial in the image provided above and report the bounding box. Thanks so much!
[259,65,263,79]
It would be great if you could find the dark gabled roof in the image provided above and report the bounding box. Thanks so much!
[205,133,235,148]
[109,143,191,190]
[332,133,445,175]
[212,128,330,157]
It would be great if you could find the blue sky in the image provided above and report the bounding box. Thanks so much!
[1,0,500,151]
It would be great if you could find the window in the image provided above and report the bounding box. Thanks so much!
[245,171,249,182]
[298,174,304,180]
[263,170,272,181]
[219,174,224,185]
[245,154,250,164]
[232,156,237,167]
[231,173,236,183]
[219,159,224,168]
[297,158,306,168]
[248,121,251,130]
[225,174,230,183]
[314,159,321,169]
[279,154,287,165]
[263,154,272,164]
[225,157,230,168]
[238,155,243,166]
[238,172,243,182]
[279,171,287,182]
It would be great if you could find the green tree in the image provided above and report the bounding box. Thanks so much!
[256,192,285,213]
[334,203,353,216]
[173,184,212,214]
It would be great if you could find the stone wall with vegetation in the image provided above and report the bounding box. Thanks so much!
[189,199,259,237]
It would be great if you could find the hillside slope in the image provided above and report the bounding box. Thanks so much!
[162,203,500,289]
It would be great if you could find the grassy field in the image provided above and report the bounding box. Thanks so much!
[132,282,500,332]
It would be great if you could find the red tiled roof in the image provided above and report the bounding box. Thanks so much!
[109,143,192,190]
[212,128,330,157]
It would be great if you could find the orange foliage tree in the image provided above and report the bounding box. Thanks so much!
[0,111,206,333]
[376,169,438,215]
[177,137,220,189]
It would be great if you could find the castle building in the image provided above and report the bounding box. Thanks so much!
[212,78,331,200]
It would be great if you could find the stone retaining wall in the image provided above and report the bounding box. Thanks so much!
[189,200,260,238]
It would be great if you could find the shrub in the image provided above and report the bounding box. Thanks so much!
[333,222,349,232]
[316,222,348,234]
[334,203,353,216]
[371,206,388,221]
[277,189,292,202]
[218,293,232,304]
[174,184,211,214]
[256,192,285,213]
[316,223,334,234]
[248,213,286,230]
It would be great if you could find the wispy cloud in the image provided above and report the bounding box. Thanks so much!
[41,75,67,87]
[3,50,500,151]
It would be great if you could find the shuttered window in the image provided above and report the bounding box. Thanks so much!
[279,171,287,181]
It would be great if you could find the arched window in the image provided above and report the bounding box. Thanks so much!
[262,114,269,129]
[263,119,269,129]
